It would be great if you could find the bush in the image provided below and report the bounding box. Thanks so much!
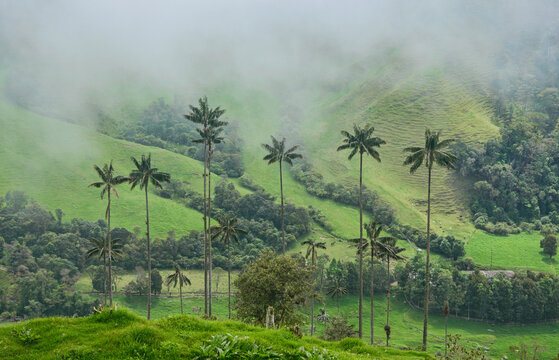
[11,326,40,344]
[192,334,338,360]
[323,317,357,342]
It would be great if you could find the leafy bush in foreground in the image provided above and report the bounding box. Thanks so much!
[192,333,338,360]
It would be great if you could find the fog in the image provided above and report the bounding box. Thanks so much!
[1,0,558,132]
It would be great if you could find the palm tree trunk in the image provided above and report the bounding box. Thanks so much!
[422,165,432,351]
[370,240,374,345]
[444,314,448,357]
[202,139,208,315]
[145,186,151,320]
[337,295,340,316]
[180,281,183,315]
[228,241,231,319]
[208,145,213,316]
[386,257,391,347]
[107,189,113,307]
[359,152,363,339]
[311,250,315,336]
[103,253,107,306]
[279,160,286,254]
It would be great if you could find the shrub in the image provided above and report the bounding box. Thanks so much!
[323,316,357,342]
[11,326,40,344]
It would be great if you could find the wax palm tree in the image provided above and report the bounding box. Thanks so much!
[184,96,226,316]
[337,124,385,339]
[377,236,406,347]
[89,161,128,307]
[326,277,348,316]
[351,221,397,345]
[195,125,226,316]
[302,238,326,336]
[210,214,246,319]
[129,154,171,320]
[165,264,191,315]
[86,236,124,305]
[403,128,457,350]
[262,136,302,254]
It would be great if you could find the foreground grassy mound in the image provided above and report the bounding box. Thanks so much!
[0,309,432,359]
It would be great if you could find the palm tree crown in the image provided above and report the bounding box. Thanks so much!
[86,236,124,261]
[129,154,171,190]
[166,264,192,289]
[210,214,247,244]
[302,238,327,265]
[184,96,226,128]
[337,124,386,161]
[89,161,129,218]
[262,136,302,166]
[403,129,457,173]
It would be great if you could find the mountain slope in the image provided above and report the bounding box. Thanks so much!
[0,82,211,238]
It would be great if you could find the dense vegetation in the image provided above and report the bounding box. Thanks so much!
[454,26,559,234]
[396,253,559,323]
[0,191,97,319]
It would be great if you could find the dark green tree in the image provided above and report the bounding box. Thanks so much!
[337,124,385,339]
[165,264,191,314]
[302,238,326,336]
[262,136,302,254]
[234,250,313,326]
[184,96,226,316]
[151,269,163,295]
[89,161,128,307]
[403,129,457,350]
[210,214,247,319]
[129,153,171,320]
[541,234,558,259]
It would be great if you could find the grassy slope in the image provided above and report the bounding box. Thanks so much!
[466,231,559,274]
[299,60,499,238]
[0,309,432,360]
[0,82,217,238]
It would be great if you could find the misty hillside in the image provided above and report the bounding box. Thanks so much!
[3,2,559,358]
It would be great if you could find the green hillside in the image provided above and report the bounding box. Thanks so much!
[298,59,499,237]
[0,81,210,238]
[0,309,432,359]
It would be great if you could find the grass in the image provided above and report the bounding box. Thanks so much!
[465,230,559,274]
[0,308,432,359]
[75,269,239,294]
[72,291,559,359]
[0,73,219,238]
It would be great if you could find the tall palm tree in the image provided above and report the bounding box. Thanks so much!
[165,264,191,315]
[86,236,124,304]
[403,129,457,350]
[89,161,128,307]
[352,221,397,345]
[302,238,326,336]
[184,96,226,316]
[262,136,302,254]
[129,154,171,320]
[195,125,226,316]
[326,277,348,316]
[210,214,247,319]
[377,236,405,347]
[337,124,385,339]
